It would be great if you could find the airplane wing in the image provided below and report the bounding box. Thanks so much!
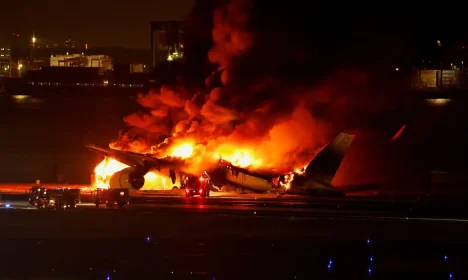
[86,144,182,172]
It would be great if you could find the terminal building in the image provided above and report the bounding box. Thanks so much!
[50,54,112,72]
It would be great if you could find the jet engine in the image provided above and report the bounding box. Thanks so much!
[109,167,145,190]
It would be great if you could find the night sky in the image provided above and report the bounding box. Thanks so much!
[0,0,195,49]
[1,1,468,51]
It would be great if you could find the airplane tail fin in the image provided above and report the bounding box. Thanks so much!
[304,132,355,185]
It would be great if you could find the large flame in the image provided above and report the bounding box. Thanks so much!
[92,142,281,190]
[92,157,174,190]
[93,158,128,189]
[214,149,261,168]
[169,142,194,158]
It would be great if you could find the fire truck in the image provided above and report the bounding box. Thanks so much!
[183,171,212,198]
[28,187,80,210]
[93,188,129,208]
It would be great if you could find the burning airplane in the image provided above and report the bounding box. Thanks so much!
[87,131,366,196]
[87,0,408,193]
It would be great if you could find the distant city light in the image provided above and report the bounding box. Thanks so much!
[437,40,441,46]
[425,98,452,106]
[18,64,23,70]
[395,67,399,71]
[167,55,173,61]
[32,36,37,44]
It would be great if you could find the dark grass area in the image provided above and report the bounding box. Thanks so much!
[0,238,466,279]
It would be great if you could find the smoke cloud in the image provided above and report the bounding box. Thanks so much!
[111,0,408,177]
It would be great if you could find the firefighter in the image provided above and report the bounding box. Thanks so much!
[199,171,212,197]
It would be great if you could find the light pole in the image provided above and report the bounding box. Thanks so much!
[31,35,36,65]
[18,63,23,77]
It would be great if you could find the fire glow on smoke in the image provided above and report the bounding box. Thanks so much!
[91,0,325,189]
[100,0,339,180]
[92,0,396,189]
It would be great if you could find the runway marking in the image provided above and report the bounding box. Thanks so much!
[358,216,468,223]
[2,199,468,223]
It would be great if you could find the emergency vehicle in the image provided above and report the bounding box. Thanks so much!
[93,188,129,208]
[28,187,80,210]
[183,171,212,198]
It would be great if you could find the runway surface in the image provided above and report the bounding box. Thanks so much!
[1,184,468,279]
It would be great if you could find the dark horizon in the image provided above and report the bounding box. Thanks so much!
[0,0,195,49]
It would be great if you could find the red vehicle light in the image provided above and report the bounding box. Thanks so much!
[185,189,189,192]
[199,189,203,194]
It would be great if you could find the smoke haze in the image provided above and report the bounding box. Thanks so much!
[111,1,411,177]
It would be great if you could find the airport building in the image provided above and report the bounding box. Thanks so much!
[50,54,113,71]
[412,69,464,89]
[150,21,185,68]
[0,46,11,77]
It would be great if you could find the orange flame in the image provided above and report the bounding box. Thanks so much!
[214,147,262,168]
[93,142,306,191]
[280,173,295,190]
[93,157,174,190]
[93,158,128,188]
[169,142,194,158]
[294,166,307,175]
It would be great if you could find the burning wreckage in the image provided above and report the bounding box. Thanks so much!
[85,1,408,196]
[86,131,363,196]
